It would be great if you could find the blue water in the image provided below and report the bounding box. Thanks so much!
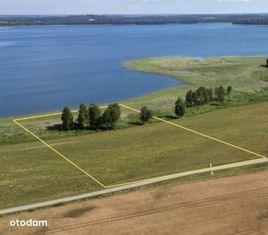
[1,23,268,118]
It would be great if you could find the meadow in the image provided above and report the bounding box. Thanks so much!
[125,56,268,112]
[1,102,267,209]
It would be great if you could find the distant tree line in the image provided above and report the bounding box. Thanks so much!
[61,103,121,131]
[2,14,268,26]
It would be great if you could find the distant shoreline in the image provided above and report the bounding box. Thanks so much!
[1,14,268,26]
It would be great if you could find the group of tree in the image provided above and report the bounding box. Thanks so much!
[61,103,121,131]
[185,85,232,107]
[173,85,232,119]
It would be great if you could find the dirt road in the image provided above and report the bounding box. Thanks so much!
[1,170,268,235]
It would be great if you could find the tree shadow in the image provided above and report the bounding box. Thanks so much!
[210,102,225,107]
[46,123,80,131]
[260,64,268,68]
[128,121,143,126]
[46,124,63,131]
[160,115,178,120]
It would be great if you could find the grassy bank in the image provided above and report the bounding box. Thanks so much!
[124,56,268,113]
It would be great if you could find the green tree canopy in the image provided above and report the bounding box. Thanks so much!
[102,103,121,129]
[227,86,233,94]
[185,90,194,107]
[88,103,102,130]
[77,104,88,129]
[61,107,73,130]
[175,97,186,118]
[140,106,153,124]
[215,86,226,103]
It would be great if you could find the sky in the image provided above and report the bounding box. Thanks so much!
[0,0,268,15]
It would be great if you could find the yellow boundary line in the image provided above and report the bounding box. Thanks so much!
[13,103,266,189]
[120,104,266,159]
[13,119,107,189]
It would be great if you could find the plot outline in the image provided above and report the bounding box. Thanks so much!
[13,104,266,189]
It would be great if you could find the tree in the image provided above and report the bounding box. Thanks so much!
[266,58,268,68]
[185,90,194,107]
[227,86,233,94]
[197,87,209,104]
[216,86,226,103]
[207,88,214,101]
[175,97,186,118]
[140,106,153,124]
[77,104,88,129]
[61,107,73,130]
[102,103,121,129]
[192,92,199,106]
[88,103,102,130]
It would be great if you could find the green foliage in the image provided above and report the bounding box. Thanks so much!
[88,104,102,130]
[140,106,153,124]
[215,86,226,103]
[186,86,215,107]
[185,90,194,107]
[227,86,233,94]
[61,107,73,130]
[175,97,186,118]
[186,86,229,108]
[102,103,121,129]
[77,104,88,129]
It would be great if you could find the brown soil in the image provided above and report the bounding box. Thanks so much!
[1,171,268,235]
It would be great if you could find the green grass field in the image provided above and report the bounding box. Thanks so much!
[0,56,267,210]
[20,102,268,186]
[1,102,267,209]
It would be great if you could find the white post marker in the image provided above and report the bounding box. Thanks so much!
[210,162,214,176]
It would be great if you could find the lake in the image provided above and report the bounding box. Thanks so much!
[1,23,268,118]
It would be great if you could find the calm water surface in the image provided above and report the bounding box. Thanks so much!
[0,23,268,117]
